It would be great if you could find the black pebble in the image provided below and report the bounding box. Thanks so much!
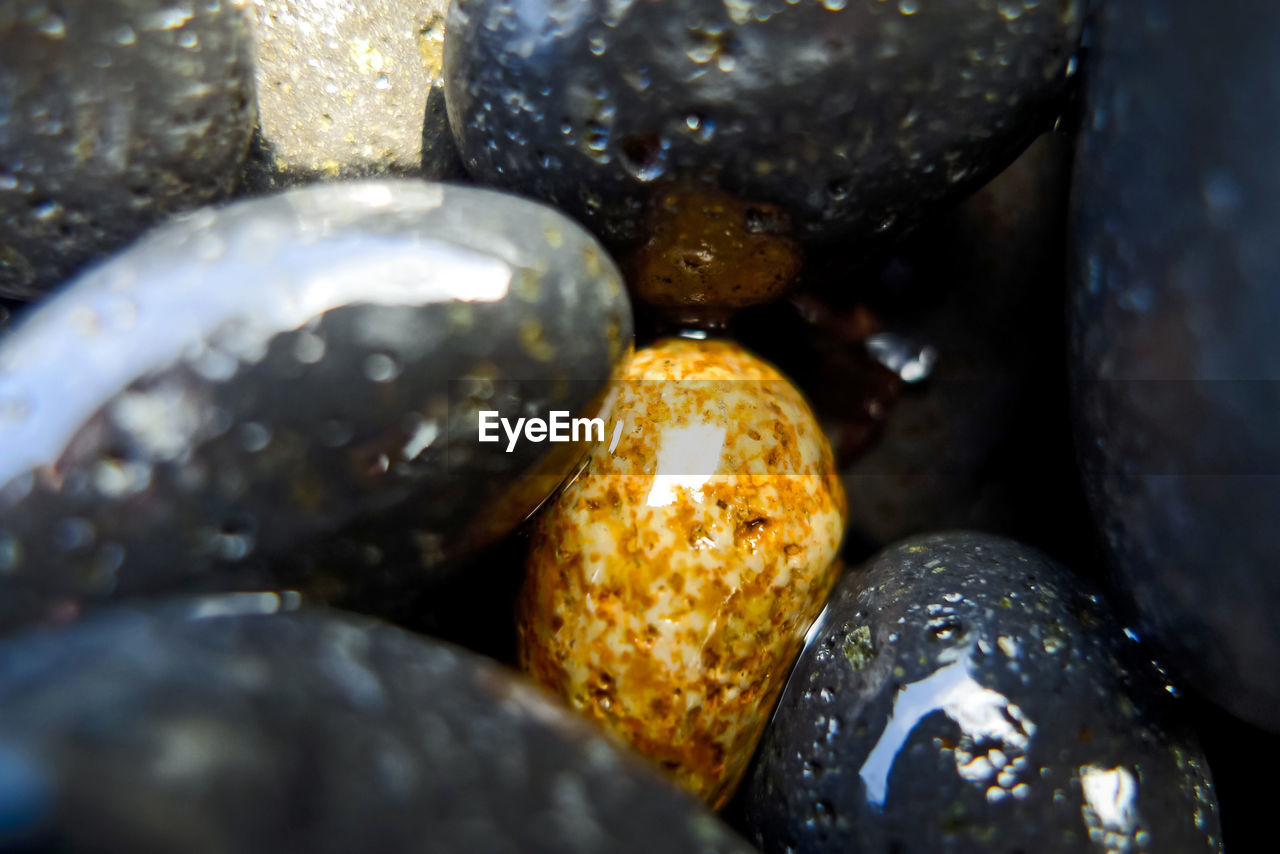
[736,531,1221,853]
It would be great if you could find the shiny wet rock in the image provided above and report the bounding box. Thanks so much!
[736,532,1221,853]
[0,606,755,854]
[0,180,632,627]
[0,0,256,298]
[443,0,1082,252]
[1069,0,1280,732]
[628,184,802,317]
[519,337,846,807]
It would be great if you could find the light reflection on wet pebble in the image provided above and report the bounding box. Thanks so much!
[0,180,632,632]
[735,531,1221,853]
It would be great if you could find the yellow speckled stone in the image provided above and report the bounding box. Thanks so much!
[518,337,847,807]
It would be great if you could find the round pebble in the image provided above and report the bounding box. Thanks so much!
[519,337,846,807]
[737,532,1222,853]
[443,0,1082,252]
[0,180,631,626]
[1069,0,1280,731]
[0,605,755,854]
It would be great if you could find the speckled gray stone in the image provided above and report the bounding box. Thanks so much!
[442,0,1082,251]
[239,0,466,192]
[0,606,755,854]
[0,0,256,298]
[1069,0,1280,732]
[0,180,632,628]
[736,532,1221,853]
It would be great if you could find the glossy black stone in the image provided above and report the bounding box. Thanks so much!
[443,0,1081,252]
[1069,0,1280,730]
[0,180,631,629]
[0,606,754,854]
[736,532,1221,853]
[0,0,256,298]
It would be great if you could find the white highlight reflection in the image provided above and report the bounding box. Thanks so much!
[644,423,725,507]
[860,655,1035,808]
[0,204,511,477]
[1080,764,1143,849]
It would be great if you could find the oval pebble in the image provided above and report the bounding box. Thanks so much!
[0,180,631,624]
[443,0,1082,253]
[0,0,256,298]
[0,605,755,854]
[737,532,1222,853]
[519,337,846,807]
[1069,0,1280,732]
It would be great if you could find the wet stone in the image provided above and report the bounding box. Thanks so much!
[735,532,1222,853]
[0,180,632,628]
[443,0,1082,252]
[628,184,801,319]
[239,0,466,192]
[519,337,846,807]
[0,0,256,298]
[0,605,756,854]
[1070,0,1280,732]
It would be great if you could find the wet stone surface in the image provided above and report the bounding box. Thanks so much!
[627,184,801,318]
[0,0,256,298]
[735,532,1221,853]
[443,0,1082,254]
[519,337,846,807]
[239,0,466,191]
[0,605,756,854]
[0,180,631,630]
[1070,0,1280,732]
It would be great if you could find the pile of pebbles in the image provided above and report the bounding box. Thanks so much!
[0,0,1275,851]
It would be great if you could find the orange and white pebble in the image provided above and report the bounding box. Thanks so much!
[518,337,847,807]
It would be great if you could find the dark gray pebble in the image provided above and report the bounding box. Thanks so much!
[0,0,256,297]
[0,180,631,626]
[737,532,1221,853]
[0,605,753,854]
[1069,0,1280,730]
[443,0,1082,251]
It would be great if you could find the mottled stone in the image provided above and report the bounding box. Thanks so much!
[0,0,256,298]
[628,184,801,319]
[0,180,631,628]
[1069,0,1280,731]
[0,606,755,854]
[737,532,1221,853]
[240,0,465,191]
[519,337,846,807]
[443,0,1082,253]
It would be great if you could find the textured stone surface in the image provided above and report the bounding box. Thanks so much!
[0,180,631,628]
[737,532,1221,853]
[0,606,756,854]
[628,184,801,318]
[443,0,1082,252]
[519,337,846,807]
[240,0,465,190]
[1069,0,1280,730]
[0,0,256,298]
